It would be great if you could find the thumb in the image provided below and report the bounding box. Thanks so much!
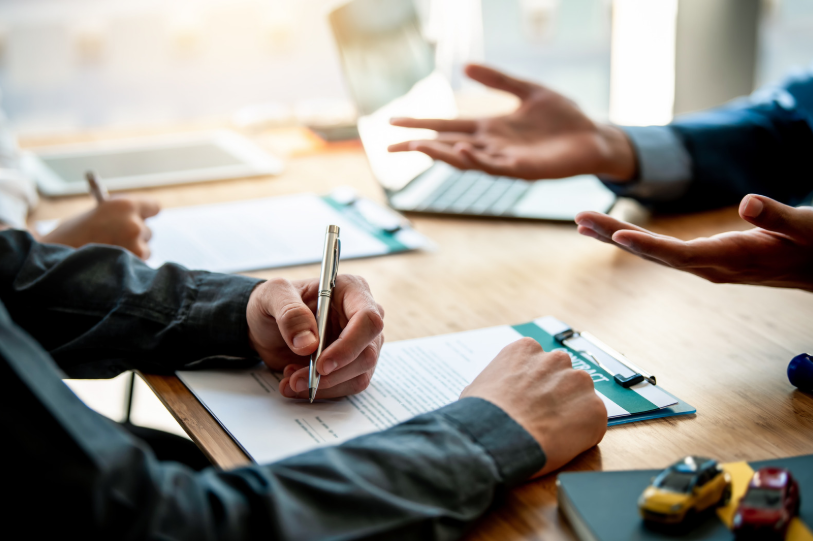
[135,197,161,219]
[261,279,319,355]
[464,63,535,100]
[739,194,813,240]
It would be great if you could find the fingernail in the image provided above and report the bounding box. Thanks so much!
[322,360,338,375]
[742,195,764,218]
[578,227,599,239]
[294,378,307,392]
[614,235,633,248]
[577,218,594,229]
[293,331,317,349]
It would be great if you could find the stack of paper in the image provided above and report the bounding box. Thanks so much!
[178,317,693,465]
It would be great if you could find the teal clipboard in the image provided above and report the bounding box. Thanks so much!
[607,389,696,426]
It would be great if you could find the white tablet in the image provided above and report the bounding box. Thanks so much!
[22,130,284,196]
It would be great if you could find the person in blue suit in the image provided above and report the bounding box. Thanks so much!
[390,64,813,292]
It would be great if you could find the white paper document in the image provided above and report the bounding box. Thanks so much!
[37,193,429,274]
[178,317,678,465]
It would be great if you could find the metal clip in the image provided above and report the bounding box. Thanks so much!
[555,328,656,388]
[331,238,341,288]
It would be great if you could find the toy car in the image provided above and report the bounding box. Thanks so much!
[638,456,732,524]
[732,467,800,540]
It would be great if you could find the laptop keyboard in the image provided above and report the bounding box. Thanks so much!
[415,170,530,216]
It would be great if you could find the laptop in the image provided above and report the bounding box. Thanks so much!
[328,0,616,220]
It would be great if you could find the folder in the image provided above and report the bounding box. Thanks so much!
[557,454,813,541]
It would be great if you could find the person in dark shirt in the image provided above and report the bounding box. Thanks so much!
[1,230,606,540]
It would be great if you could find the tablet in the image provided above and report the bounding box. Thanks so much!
[22,130,284,196]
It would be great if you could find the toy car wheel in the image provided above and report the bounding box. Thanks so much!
[720,485,732,506]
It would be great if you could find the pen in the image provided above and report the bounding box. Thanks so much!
[309,225,341,402]
[86,170,109,204]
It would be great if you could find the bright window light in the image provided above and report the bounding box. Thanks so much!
[609,0,678,126]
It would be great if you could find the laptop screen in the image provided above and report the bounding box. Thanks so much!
[329,0,457,191]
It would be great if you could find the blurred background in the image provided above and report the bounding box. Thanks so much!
[3,0,812,434]
[3,0,809,139]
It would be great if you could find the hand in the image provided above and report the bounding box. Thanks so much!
[461,338,607,476]
[576,194,813,292]
[388,64,636,181]
[246,275,385,399]
[40,196,160,259]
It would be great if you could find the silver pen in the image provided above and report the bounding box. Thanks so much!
[309,225,341,402]
[85,170,109,204]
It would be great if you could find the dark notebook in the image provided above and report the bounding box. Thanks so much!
[557,454,813,541]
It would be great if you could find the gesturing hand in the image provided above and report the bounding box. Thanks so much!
[576,194,813,292]
[246,275,385,399]
[462,338,607,476]
[40,196,160,259]
[388,64,636,182]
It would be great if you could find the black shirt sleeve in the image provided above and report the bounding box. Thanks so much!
[0,230,547,540]
[0,229,261,377]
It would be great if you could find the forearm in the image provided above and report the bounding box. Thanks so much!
[0,229,261,377]
[6,320,545,541]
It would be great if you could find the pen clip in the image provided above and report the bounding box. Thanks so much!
[330,238,341,288]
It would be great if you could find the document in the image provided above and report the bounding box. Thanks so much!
[37,192,429,274]
[178,317,681,465]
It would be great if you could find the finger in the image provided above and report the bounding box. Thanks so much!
[287,341,378,394]
[456,145,517,177]
[135,198,161,219]
[141,224,153,242]
[575,211,652,237]
[577,225,668,265]
[389,117,477,133]
[319,341,380,389]
[436,132,482,146]
[262,278,319,356]
[739,194,813,240]
[399,141,477,170]
[612,230,718,268]
[464,63,535,100]
[283,363,304,379]
[317,276,384,376]
[287,372,374,400]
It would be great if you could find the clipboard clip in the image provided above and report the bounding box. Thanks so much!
[554,328,657,388]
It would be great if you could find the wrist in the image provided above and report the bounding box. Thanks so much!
[595,124,638,183]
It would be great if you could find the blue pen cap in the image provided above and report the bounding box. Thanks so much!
[787,353,813,392]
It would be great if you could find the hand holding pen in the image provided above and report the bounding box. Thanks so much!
[246,233,385,400]
[38,170,160,258]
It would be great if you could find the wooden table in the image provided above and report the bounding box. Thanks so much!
[29,128,813,541]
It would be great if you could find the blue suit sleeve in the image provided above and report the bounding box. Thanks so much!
[605,68,813,213]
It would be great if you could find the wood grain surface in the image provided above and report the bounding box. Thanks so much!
[29,128,813,541]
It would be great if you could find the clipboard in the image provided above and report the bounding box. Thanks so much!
[549,323,696,426]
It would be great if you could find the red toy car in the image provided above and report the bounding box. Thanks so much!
[732,467,800,540]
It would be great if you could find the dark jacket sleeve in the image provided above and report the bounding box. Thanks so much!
[0,229,262,377]
[2,297,545,541]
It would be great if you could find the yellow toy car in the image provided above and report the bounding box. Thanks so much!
[639,456,732,524]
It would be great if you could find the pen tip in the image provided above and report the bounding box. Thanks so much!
[309,388,316,403]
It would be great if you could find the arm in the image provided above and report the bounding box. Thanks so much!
[2,304,545,540]
[2,229,605,539]
[0,229,383,397]
[0,229,260,378]
[390,64,813,214]
[610,68,813,212]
